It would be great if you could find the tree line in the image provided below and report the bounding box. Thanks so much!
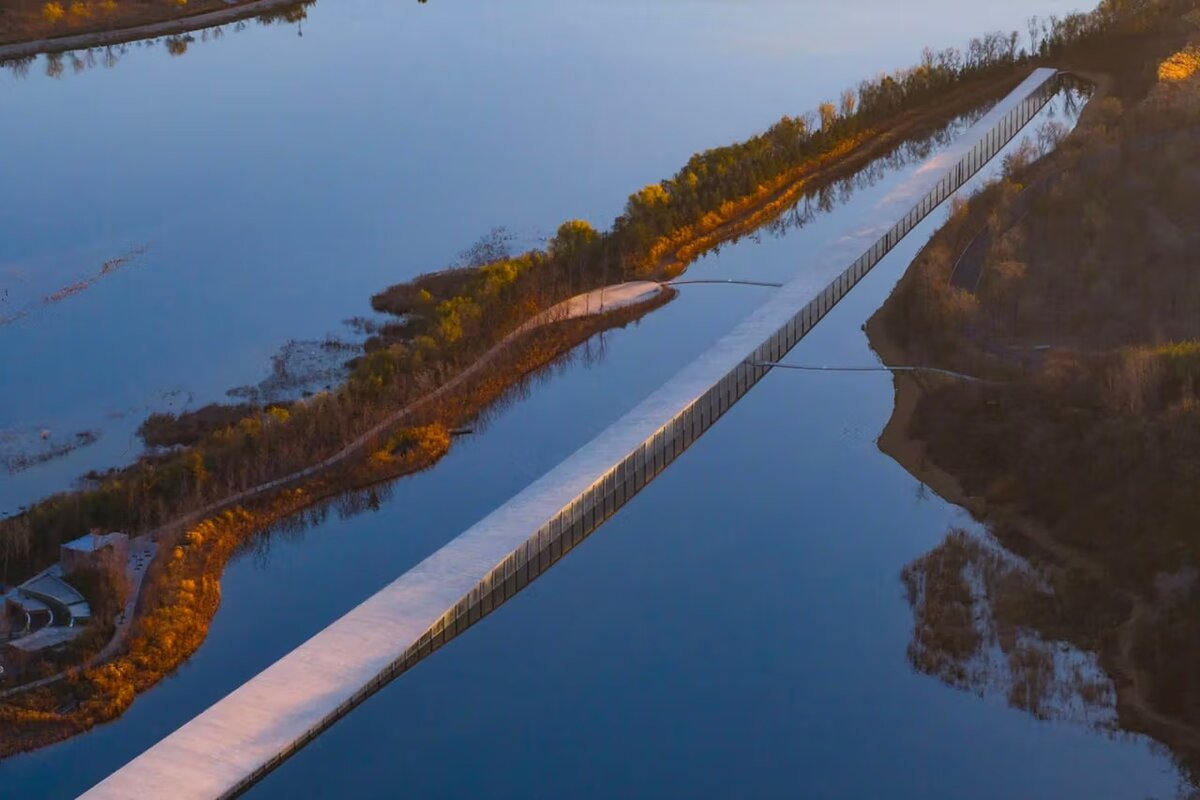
[0,0,1180,588]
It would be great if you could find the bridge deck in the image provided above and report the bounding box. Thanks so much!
[81,68,1061,800]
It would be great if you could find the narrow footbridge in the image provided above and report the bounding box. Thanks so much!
[82,68,1064,799]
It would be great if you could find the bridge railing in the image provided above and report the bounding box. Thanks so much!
[396,71,1063,670]
[226,69,1064,799]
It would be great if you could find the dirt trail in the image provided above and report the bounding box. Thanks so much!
[146,282,668,542]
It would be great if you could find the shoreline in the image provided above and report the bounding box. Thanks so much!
[867,296,1200,765]
[2,71,1031,567]
[867,312,974,512]
[647,69,1029,277]
[0,65,1053,754]
[862,139,1200,766]
[0,287,673,759]
[0,0,308,61]
[0,282,668,676]
[76,69,1075,797]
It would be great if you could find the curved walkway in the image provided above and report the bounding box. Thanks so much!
[146,281,668,542]
[0,283,665,700]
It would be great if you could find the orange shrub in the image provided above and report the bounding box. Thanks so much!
[1158,47,1200,82]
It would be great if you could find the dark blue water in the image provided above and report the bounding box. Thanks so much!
[3,1,1180,797]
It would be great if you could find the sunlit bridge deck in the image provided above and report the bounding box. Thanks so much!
[81,68,1064,800]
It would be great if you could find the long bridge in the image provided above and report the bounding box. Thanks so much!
[81,68,1064,799]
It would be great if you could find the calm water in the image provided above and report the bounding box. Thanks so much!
[3,1,1182,798]
[1,0,1085,514]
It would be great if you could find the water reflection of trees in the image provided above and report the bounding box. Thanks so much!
[764,111,985,241]
[895,74,1200,790]
[904,524,1200,790]
[95,95,1098,578]
[0,0,315,78]
[904,528,1122,724]
[739,85,1089,252]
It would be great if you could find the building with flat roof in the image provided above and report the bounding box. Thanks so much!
[61,532,129,575]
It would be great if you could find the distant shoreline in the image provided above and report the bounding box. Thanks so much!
[0,0,307,61]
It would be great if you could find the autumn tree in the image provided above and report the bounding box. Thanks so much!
[818,101,838,132]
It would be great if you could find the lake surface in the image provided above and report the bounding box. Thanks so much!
[1,0,1087,514]
[2,1,1185,798]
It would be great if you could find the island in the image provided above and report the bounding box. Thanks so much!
[0,0,1177,760]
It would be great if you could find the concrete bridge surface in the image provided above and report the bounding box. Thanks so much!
[80,68,1064,800]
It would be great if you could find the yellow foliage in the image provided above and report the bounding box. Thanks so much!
[435,295,481,345]
[379,423,452,466]
[636,130,872,275]
[68,0,88,17]
[1158,47,1200,82]
[632,183,670,208]
[267,406,291,425]
[556,219,597,237]
[480,259,521,297]
[41,1,65,23]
